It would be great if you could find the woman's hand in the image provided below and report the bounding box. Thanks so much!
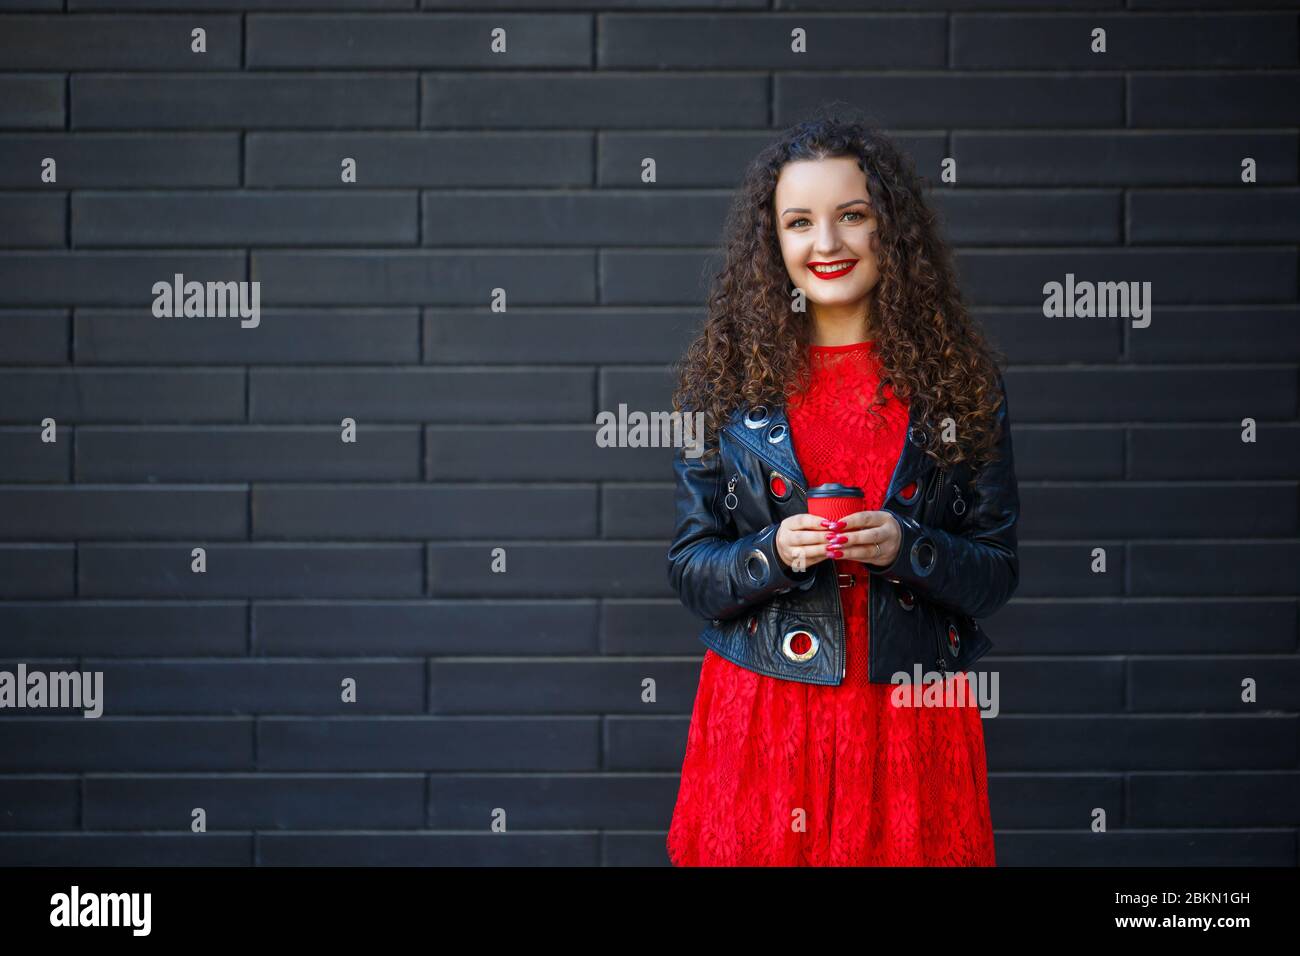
[834,510,902,568]
[774,513,849,573]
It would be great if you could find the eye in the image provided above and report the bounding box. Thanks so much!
[787,209,871,229]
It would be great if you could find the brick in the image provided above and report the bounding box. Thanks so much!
[422,73,767,128]
[932,188,1121,244]
[425,425,671,480]
[249,367,593,422]
[73,191,419,246]
[0,76,64,128]
[424,309,696,364]
[0,251,245,306]
[0,310,67,363]
[247,13,589,68]
[600,14,946,68]
[427,542,666,598]
[1131,72,1300,126]
[952,14,1297,69]
[427,774,678,829]
[76,308,419,364]
[0,16,241,69]
[0,718,254,771]
[1129,188,1300,243]
[0,133,240,187]
[0,601,246,656]
[85,775,424,829]
[0,546,74,598]
[258,716,600,770]
[952,131,1298,185]
[246,131,591,187]
[79,544,425,598]
[1128,423,1300,479]
[0,192,64,246]
[251,250,594,305]
[258,832,596,866]
[778,74,1123,128]
[0,369,245,423]
[990,599,1296,655]
[72,74,417,129]
[421,190,731,246]
[1130,772,1300,826]
[82,659,426,714]
[0,486,248,540]
[0,834,251,866]
[76,426,422,481]
[599,131,947,187]
[253,483,597,539]
[0,427,70,481]
[254,599,598,656]
[0,777,78,830]
[1130,657,1300,711]
[428,659,702,714]
[1131,542,1299,596]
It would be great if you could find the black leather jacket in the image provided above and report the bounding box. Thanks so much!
[666,372,1020,685]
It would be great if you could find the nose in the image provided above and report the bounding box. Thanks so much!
[813,225,843,258]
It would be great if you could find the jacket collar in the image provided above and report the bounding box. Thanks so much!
[721,403,808,492]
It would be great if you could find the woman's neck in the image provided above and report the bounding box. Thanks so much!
[808,298,876,347]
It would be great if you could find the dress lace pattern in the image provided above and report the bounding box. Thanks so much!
[666,340,997,866]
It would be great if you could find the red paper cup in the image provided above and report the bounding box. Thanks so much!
[806,483,865,523]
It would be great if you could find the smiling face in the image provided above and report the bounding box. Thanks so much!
[773,156,882,328]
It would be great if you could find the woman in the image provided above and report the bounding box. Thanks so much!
[665,107,1018,866]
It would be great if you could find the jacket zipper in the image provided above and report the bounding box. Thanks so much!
[724,472,739,509]
[926,465,947,505]
[836,565,847,680]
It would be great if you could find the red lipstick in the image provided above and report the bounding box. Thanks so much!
[807,259,858,280]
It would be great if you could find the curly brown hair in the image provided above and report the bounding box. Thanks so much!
[670,103,1008,471]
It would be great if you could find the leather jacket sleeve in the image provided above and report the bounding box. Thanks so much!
[666,424,817,622]
[867,372,1021,620]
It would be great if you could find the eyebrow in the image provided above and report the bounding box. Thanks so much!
[780,198,871,216]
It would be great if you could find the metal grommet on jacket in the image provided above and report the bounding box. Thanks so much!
[781,626,820,663]
[910,534,937,577]
[744,546,770,586]
[744,405,770,429]
[946,620,961,655]
[907,424,929,447]
[895,478,920,505]
[766,422,787,445]
[895,585,916,610]
[768,470,792,501]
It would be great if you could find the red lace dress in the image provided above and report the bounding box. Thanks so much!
[666,340,996,866]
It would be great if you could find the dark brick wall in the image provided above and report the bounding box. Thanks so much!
[0,0,1296,866]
